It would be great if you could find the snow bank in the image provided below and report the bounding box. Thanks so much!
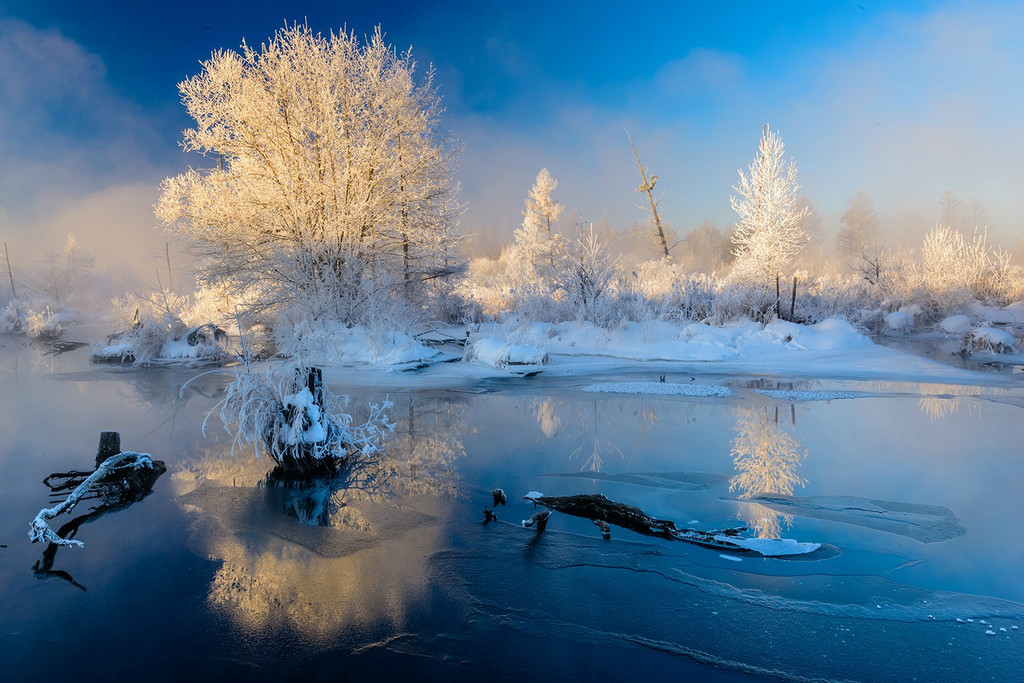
[277,321,439,366]
[969,301,1024,324]
[466,317,873,370]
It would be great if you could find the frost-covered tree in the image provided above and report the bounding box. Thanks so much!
[554,225,619,325]
[939,189,961,230]
[37,233,95,307]
[506,168,564,286]
[524,168,563,266]
[155,24,461,327]
[836,191,880,259]
[682,220,733,273]
[730,126,808,285]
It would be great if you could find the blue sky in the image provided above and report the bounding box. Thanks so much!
[0,0,1021,268]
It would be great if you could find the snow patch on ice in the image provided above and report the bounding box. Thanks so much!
[720,536,821,556]
[580,382,734,398]
[755,389,876,401]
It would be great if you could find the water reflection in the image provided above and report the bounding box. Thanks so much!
[173,394,468,638]
[729,406,808,539]
[530,397,668,472]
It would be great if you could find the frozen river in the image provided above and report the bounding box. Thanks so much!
[2,331,1023,681]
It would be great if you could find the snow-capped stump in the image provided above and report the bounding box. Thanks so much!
[213,365,393,480]
[29,431,166,548]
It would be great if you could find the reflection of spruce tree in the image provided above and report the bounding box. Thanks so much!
[729,406,807,538]
[531,397,664,472]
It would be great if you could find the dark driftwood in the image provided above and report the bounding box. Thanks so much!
[530,493,747,550]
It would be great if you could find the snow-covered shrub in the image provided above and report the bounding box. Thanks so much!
[209,364,393,473]
[25,307,63,339]
[676,273,719,322]
[796,272,875,325]
[633,258,685,301]
[714,274,778,324]
[970,327,1017,354]
[93,288,230,365]
[883,309,916,334]
[1,300,24,333]
[939,314,972,334]
[464,337,549,368]
[552,227,619,326]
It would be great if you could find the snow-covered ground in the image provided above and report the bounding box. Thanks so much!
[298,314,1023,394]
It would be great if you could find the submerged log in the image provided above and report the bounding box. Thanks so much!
[527,493,747,550]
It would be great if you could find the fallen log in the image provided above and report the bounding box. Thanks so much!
[526,493,747,550]
[524,492,823,556]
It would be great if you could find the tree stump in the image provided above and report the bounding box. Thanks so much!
[96,430,121,466]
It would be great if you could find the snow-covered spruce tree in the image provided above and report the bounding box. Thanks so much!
[508,169,563,281]
[729,126,809,287]
[524,168,563,268]
[155,24,462,331]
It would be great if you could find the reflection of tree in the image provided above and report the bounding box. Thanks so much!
[871,381,987,422]
[729,406,807,538]
[174,394,468,530]
[916,384,981,422]
[530,397,636,473]
[378,395,467,499]
[190,488,446,639]
[174,395,468,638]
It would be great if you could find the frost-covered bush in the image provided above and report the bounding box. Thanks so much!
[796,272,876,325]
[714,273,778,324]
[551,227,619,326]
[93,288,230,365]
[25,307,63,339]
[970,327,1017,354]
[1,300,24,333]
[209,364,393,472]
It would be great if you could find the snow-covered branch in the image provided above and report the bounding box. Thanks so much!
[29,451,156,547]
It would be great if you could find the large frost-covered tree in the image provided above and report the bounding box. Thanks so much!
[730,126,808,284]
[155,24,461,326]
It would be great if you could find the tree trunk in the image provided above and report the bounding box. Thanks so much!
[3,241,15,299]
